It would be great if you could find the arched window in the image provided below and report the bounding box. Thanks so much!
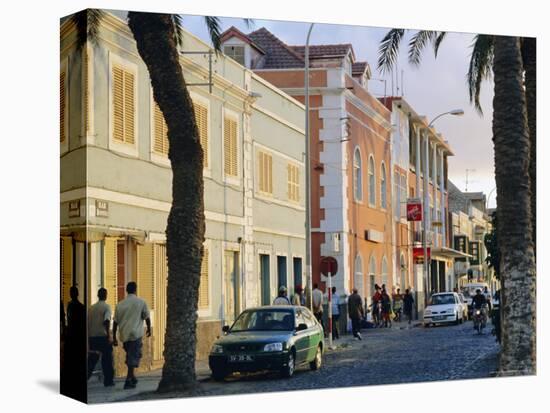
[380,162,387,209]
[368,155,376,206]
[381,256,389,289]
[368,255,377,299]
[400,253,407,290]
[353,148,362,201]
[354,254,364,298]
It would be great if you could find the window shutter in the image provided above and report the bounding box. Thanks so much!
[267,153,273,193]
[287,164,299,202]
[112,65,135,145]
[103,238,118,310]
[199,247,209,309]
[60,237,73,306]
[153,102,169,155]
[224,117,238,176]
[137,243,155,310]
[124,71,135,144]
[60,71,66,143]
[153,244,167,360]
[194,103,208,167]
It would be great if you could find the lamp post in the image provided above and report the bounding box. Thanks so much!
[305,23,314,312]
[423,109,463,304]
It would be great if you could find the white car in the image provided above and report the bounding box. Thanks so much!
[423,292,464,327]
[457,293,469,320]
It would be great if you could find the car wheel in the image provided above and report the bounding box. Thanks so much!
[211,369,227,382]
[310,345,322,371]
[281,351,296,378]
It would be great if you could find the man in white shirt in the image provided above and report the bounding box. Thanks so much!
[273,286,291,305]
[312,283,325,335]
[87,288,114,386]
[113,282,151,389]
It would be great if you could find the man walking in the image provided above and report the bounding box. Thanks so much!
[87,288,114,386]
[273,286,291,305]
[348,288,364,340]
[403,289,415,326]
[312,283,324,333]
[113,282,151,389]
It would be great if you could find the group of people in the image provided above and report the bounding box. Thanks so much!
[272,282,415,341]
[61,282,151,391]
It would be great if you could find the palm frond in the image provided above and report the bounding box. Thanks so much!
[433,32,447,57]
[467,34,494,115]
[204,16,222,53]
[377,29,406,74]
[171,14,184,49]
[408,30,437,66]
[70,9,105,50]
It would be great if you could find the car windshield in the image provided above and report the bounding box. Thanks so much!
[430,295,455,305]
[230,309,295,332]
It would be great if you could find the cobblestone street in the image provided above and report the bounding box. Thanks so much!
[95,320,500,403]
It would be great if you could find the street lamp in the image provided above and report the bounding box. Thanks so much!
[422,108,464,304]
[305,23,314,312]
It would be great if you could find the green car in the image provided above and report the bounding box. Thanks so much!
[208,306,324,381]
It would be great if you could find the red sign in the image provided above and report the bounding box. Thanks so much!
[320,256,338,277]
[413,247,431,263]
[407,199,423,221]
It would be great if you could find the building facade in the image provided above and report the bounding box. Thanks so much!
[220,27,394,305]
[60,11,305,372]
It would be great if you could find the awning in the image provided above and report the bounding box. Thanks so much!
[431,247,473,260]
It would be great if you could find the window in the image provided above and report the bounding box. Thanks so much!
[259,151,273,194]
[354,254,364,297]
[112,64,136,145]
[193,101,209,168]
[381,256,389,288]
[224,45,246,66]
[353,148,362,201]
[224,116,238,177]
[60,69,67,144]
[400,254,407,289]
[368,155,376,206]
[368,255,377,297]
[394,171,400,219]
[287,163,300,202]
[409,126,416,169]
[400,174,407,219]
[199,247,209,309]
[381,163,387,209]
[153,102,169,156]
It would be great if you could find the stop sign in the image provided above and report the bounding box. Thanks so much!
[320,256,338,277]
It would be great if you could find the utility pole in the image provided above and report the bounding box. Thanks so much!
[305,23,314,312]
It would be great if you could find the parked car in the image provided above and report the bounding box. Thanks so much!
[457,293,469,320]
[423,292,464,327]
[209,306,324,381]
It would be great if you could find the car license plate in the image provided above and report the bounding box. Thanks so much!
[229,355,253,362]
[433,316,445,321]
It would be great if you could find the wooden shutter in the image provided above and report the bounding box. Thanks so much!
[224,117,238,176]
[137,243,155,310]
[199,247,209,309]
[259,152,273,194]
[153,244,167,361]
[287,164,299,202]
[60,237,73,306]
[153,102,169,155]
[103,238,118,310]
[267,153,272,193]
[112,65,135,144]
[60,71,66,143]
[194,102,208,167]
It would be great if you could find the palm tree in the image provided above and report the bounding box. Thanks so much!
[492,35,535,375]
[70,9,230,392]
[378,30,536,372]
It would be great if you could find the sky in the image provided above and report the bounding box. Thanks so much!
[181,14,497,208]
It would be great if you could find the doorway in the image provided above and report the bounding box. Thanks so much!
[260,254,270,306]
[224,250,240,324]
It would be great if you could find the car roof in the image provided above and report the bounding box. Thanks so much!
[432,292,456,296]
[242,305,297,311]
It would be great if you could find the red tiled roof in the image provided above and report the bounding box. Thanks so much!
[247,27,305,68]
[291,44,354,60]
[352,61,368,74]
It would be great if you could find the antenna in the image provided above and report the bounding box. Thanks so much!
[465,168,476,192]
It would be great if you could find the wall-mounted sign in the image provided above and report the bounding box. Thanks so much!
[331,232,340,253]
[413,246,430,264]
[69,200,80,218]
[365,229,384,243]
[407,198,422,221]
[95,200,109,217]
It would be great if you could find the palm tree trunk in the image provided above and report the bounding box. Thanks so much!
[128,12,205,392]
[492,36,536,375]
[522,38,536,256]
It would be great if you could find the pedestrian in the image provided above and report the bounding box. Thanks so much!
[87,288,115,387]
[312,283,325,334]
[392,288,403,322]
[331,286,340,340]
[291,285,305,306]
[273,286,291,305]
[381,287,392,328]
[403,288,415,325]
[347,288,364,340]
[113,282,151,390]
[372,284,382,327]
[62,286,86,398]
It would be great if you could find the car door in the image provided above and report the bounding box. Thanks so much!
[302,308,321,361]
[293,309,310,364]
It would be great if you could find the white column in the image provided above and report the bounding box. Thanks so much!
[439,150,446,247]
